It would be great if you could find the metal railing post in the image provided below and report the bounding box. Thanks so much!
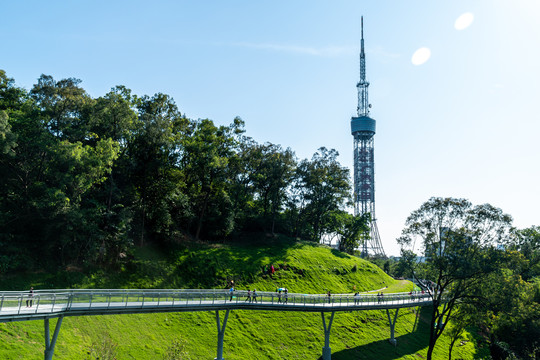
[51,294,56,312]
[17,294,22,314]
[35,296,41,314]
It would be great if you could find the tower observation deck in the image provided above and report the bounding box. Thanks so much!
[351,17,385,257]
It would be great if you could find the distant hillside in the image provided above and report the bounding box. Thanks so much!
[0,238,484,359]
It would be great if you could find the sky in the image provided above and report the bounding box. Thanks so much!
[2,1,539,256]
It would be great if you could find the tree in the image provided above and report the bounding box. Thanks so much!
[30,74,93,141]
[0,70,27,112]
[397,197,513,360]
[328,211,370,254]
[510,226,540,280]
[181,117,244,240]
[0,110,17,155]
[294,147,351,242]
[129,93,187,244]
[245,142,296,234]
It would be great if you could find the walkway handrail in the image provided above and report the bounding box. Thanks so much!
[0,288,435,323]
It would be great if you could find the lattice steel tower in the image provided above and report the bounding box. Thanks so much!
[351,17,385,257]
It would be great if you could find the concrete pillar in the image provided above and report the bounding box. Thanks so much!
[214,309,230,360]
[44,316,63,360]
[321,311,335,360]
[386,308,399,346]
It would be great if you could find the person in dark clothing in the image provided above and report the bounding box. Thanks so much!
[26,287,34,307]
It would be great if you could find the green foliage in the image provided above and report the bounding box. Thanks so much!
[0,70,360,270]
[293,147,351,242]
[510,226,540,280]
[398,197,514,360]
[331,211,370,254]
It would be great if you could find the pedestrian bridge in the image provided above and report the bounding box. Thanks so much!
[0,289,434,360]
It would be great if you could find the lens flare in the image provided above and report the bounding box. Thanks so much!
[455,12,474,30]
[411,47,431,66]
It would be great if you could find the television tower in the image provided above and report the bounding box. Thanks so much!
[351,17,385,257]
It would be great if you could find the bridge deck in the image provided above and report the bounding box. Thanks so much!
[0,289,432,322]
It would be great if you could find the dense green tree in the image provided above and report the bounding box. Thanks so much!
[245,142,296,234]
[0,110,16,155]
[327,211,370,254]
[294,147,351,241]
[226,136,258,231]
[85,86,140,257]
[181,117,244,240]
[129,93,188,244]
[398,197,513,360]
[0,70,359,270]
[0,70,27,113]
[30,74,93,141]
[89,86,138,148]
[510,226,540,280]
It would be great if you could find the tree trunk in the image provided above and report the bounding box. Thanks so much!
[140,205,145,246]
[195,191,210,240]
[448,337,458,360]
[427,305,439,360]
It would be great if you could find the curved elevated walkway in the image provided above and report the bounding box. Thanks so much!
[0,289,434,360]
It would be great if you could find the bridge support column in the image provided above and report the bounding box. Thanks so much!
[386,309,399,346]
[44,316,63,360]
[214,310,230,360]
[321,311,335,360]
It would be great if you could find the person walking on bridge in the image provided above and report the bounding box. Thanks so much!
[229,286,235,301]
[252,289,257,303]
[284,289,288,304]
[327,291,331,304]
[277,290,282,303]
[26,287,34,307]
[245,289,252,302]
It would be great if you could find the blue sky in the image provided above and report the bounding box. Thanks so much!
[2,1,539,255]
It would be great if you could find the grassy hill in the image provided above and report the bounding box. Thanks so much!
[0,237,487,359]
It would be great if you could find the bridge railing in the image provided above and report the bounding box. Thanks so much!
[0,289,433,316]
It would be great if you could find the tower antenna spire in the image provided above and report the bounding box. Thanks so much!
[357,16,369,116]
[361,15,364,40]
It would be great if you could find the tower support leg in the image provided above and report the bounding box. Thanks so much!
[215,310,230,360]
[321,311,335,360]
[386,309,399,346]
[44,316,63,360]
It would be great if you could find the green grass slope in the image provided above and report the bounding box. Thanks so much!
[0,238,486,359]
